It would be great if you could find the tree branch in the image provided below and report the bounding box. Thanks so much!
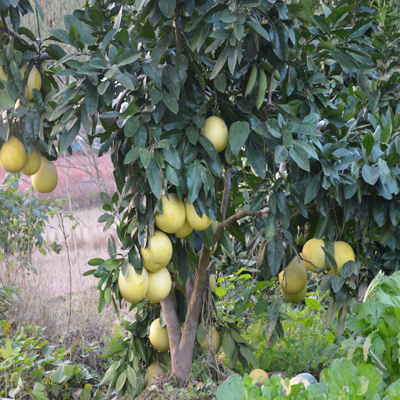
[180,245,211,354]
[160,292,181,352]
[185,276,194,304]
[116,88,131,113]
[175,8,182,56]
[0,15,36,51]
[220,167,233,220]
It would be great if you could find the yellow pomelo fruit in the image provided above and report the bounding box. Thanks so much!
[145,362,164,386]
[209,274,216,292]
[185,200,211,231]
[211,220,218,232]
[201,116,229,153]
[199,326,220,353]
[302,238,327,272]
[0,66,7,81]
[155,193,186,233]
[175,220,193,238]
[118,263,149,303]
[249,369,269,385]
[22,148,42,176]
[329,241,355,276]
[0,137,27,173]
[281,284,307,303]
[210,241,218,255]
[141,230,173,272]
[20,65,42,100]
[145,267,172,304]
[149,318,169,352]
[278,256,308,295]
[32,156,58,193]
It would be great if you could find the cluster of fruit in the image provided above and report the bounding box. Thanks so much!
[118,192,220,352]
[0,65,58,193]
[279,233,355,303]
[0,137,58,193]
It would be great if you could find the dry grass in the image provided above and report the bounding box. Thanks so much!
[1,205,124,368]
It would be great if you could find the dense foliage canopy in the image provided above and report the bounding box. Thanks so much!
[2,0,400,393]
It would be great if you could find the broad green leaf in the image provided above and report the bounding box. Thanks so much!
[270,22,289,61]
[146,158,163,199]
[210,45,230,80]
[187,161,203,204]
[229,121,250,155]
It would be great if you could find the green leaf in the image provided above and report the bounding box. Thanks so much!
[158,0,176,18]
[107,235,117,259]
[362,164,379,185]
[146,158,163,199]
[88,258,104,266]
[142,60,163,89]
[229,121,250,155]
[331,49,359,73]
[114,73,136,91]
[239,345,258,367]
[216,374,246,400]
[187,160,203,204]
[246,141,266,178]
[115,370,127,392]
[266,237,284,278]
[162,65,180,99]
[102,28,117,52]
[290,146,310,171]
[304,175,321,204]
[86,84,99,116]
[247,20,269,41]
[163,92,179,113]
[103,339,129,359]
[270,22,289,61]
[312,15,331,34]
[210,45,230,80]
[264,304,279,342]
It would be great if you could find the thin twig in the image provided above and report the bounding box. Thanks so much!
[175,8,183,56]
[220,167,233,220]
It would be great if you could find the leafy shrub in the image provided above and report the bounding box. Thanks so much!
[0,174,62,265]
[216,268,336,377]
[341,271,400,383]
[0,321,105,399]
[216,358,397,400]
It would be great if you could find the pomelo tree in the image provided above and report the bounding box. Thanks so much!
[2,0,400,394]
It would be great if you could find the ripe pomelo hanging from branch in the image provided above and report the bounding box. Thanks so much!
[0,137,27,173]
[200,116,229,153]
[278,256,308,294]
[149,318,169,352]
[329,241,355,276]
[302,238,328,272]
[22,148,42,176]
[140,230,173,272]
[32,156,58,193]
[145,267,172,304]
[155,193,186,233]
[185,200,212,231]
[118,263,149,304]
